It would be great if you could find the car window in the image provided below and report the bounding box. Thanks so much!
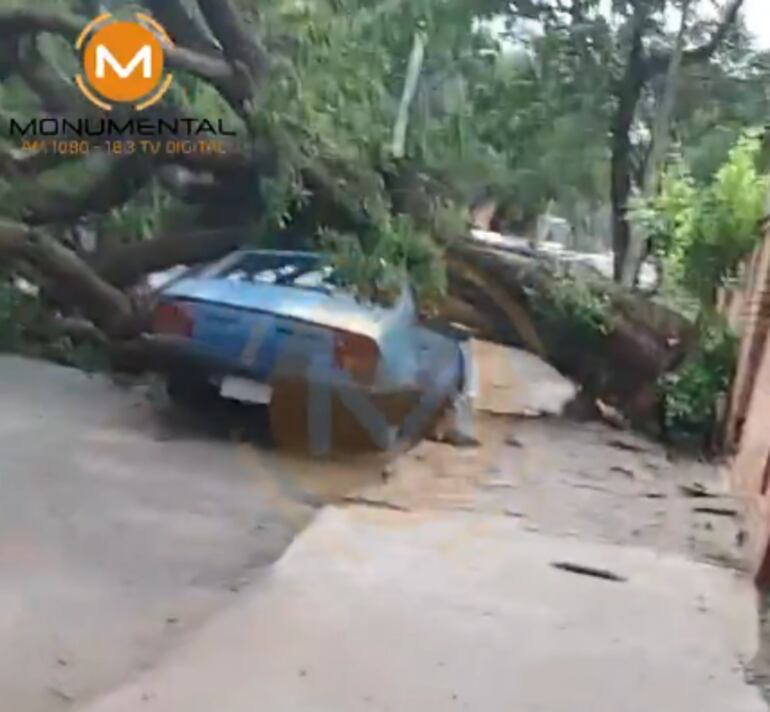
[218,254,339,291]
[292,268,336,288]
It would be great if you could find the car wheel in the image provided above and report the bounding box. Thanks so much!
[166,372,219,409]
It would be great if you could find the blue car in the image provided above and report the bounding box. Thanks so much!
[151,250,467,449]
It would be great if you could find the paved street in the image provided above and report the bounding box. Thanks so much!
[80,506,765,712]
[0,355,765,711]
[0,357,308,712]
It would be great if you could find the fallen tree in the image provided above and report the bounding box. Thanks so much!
[445,238,697,425]
[0,0,698,430]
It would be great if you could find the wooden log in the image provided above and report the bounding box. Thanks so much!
[445,240,697,426]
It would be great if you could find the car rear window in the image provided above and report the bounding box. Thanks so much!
[217,253,339,290]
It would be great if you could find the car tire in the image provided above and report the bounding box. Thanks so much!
[166,373,219,409]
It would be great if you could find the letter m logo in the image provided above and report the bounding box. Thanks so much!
[95,45,152,79]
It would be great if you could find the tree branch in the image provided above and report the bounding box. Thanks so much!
[621,0,692,288]
[644,0,745,78]
[0,8,81,41]
[0,146,70,177]
[145,0,220,57]
[93,226,250,288]
[682,0,744,62]
[0,8,248,110]
[165,44,252,106]
[16,36,83,114]
[0,218,32,254]
[4,153,156,226]
[196,0,270,88]
[0,219,135,335]
[610,2,647,280]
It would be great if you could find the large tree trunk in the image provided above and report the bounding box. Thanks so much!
[620,0,692,287]
[0,220,136,336]
[92,227,251,288]
[610,0,744,284]
[447,238,697,427]
[1,204,697,429]
[0,0,735,433]
[391,31,426,159]
[610,5,647,282]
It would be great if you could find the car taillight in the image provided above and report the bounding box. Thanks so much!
[152,301,193,338]
[333,331,379,382]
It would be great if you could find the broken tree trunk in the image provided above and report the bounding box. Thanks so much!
[2,212,695,431]
[445,238,697,427]
[97,227,697,429]
[620,0,692,288]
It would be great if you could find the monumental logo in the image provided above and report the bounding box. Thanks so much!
[75,12,174,112]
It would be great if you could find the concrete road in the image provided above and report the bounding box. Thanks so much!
[79,507,766,712]
[0,357,310,712]
[1,354,765,712]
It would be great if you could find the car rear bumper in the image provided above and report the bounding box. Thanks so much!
[141,334,463,450]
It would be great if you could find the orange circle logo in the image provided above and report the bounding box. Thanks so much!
[76,13,174,111]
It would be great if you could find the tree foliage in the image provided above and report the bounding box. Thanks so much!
[633,129,769,302]
[658,314,737,442]
[0,0,760,294]
[0,0,763,446]
[631,129,768,442]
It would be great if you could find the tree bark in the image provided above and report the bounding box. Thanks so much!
[5,154,155,226]
[0,8,247,110]
[145,0,220,57]
[610,4,647,281]
[644,0,745,77]
[196,0,269,93]
[611,0,745,284]
[0,220,135,335]
[0,0,709,430]
[619,0,692,287]
[93,227,250,288]
[447,239,697,425]
[392,31,426,159]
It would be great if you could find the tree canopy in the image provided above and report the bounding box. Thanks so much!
[0,0,765,436]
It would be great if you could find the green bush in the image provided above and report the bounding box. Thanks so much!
[0,281,40,351]
[630,131,766,446]
[0,280,107,370]
[633,130,769,303]
[530,271,612,347]
[321,214,447,305]
[659,317,737,441]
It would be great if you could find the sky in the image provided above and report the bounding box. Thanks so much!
[591,0,770,49]
[494,1,770,51]
[744,0,770,49]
